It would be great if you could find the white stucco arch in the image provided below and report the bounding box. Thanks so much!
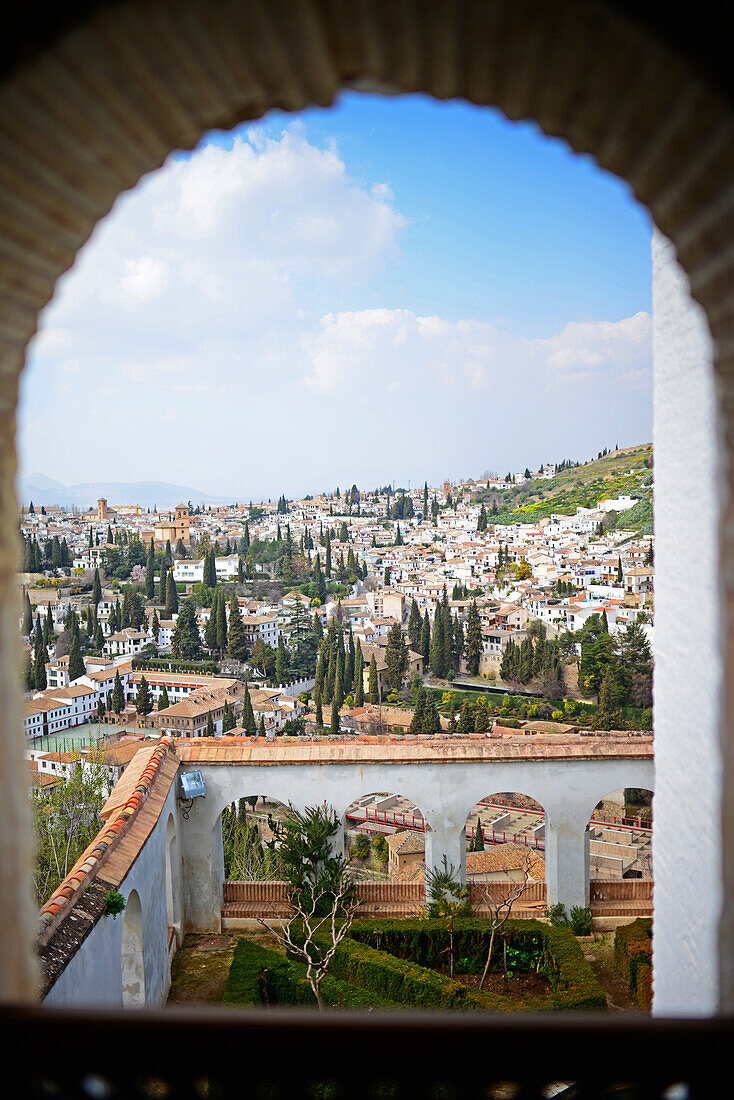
[178,754,653,930]
[121,890,145,1008]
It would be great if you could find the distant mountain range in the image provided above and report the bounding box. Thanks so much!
[18,473,224,510]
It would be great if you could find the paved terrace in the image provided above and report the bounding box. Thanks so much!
[174,733,654,931]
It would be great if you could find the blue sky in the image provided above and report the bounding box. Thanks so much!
[18,92,652,500]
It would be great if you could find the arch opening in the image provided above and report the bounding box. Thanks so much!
[121,889,146,1008]
[344,792,426,883]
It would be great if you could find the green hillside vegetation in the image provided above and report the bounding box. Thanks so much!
[478,444,653,531]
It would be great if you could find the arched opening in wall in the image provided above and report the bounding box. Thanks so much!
[221,794,289,882]
[165,813,180,940]
[586,786,653,919]
[344,792,426,884]
[464,792,547,916]
[121,889,146,1008]
[20,88,660,982]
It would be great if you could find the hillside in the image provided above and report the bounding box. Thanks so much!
[479,444,653,531]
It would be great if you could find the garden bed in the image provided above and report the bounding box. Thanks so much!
[223,919,606,1013]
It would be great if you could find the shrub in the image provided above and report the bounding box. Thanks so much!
[103,890,126,918]
[347,919,606,1012]
[545,903,568,926]
[224,938,397,1009]
[569,906,593,936]
[614,918,652,1009]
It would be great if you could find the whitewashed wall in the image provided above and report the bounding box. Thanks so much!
[652,229,723,1014]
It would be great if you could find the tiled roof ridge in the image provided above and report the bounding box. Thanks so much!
[37,737,175,947]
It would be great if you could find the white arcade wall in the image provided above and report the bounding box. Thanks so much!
[652,229,723,1014]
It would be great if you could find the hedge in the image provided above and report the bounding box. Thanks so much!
[344,919,606,1012]
[614,918,652,1009]
[329,937,470,1009]
[223,938,398,1010]
[131,657,220,674]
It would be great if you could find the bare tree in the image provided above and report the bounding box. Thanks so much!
[256,878,360,1009]
[478,852,534,991]
[255,800,361,1009]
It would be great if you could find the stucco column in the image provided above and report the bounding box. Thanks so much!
[424,814,466,884]
[180,805,224,933]
[653,230,722,1014]
[544,815,589,912]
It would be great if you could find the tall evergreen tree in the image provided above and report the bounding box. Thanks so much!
[464,600,482,676]
[368,653,379,704]
[165,570,179,617]
[146,542,155,600]
[227,595,248,661]
[68,634,85,682]
[354,642,365,707]
[111,669,125,714]
[171,599,201,658]
[135,676,153,716]
[158,684,170,711]
[21,592,33,637]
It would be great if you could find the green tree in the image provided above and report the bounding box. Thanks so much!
[135,676,153,716]
[171,599,201,658]
[368,654,379,704]
[67,634,85,682]
[165,570,179,617]
[158,684,170,710]
[111,669,125,715]
[227,595,248,661]
[464,600,482,676]
[384,621,408,694]
[258,802,359,1009]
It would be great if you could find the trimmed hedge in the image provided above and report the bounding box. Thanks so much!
[223,938,398,1009]
[225,921,606,1013]
[344,919,606,1012]
[329,937,470,1009]
[614,918,652,1010]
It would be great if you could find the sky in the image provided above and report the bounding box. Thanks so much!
[18,92,653,501]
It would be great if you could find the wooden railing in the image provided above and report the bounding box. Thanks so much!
[222,879,653,918]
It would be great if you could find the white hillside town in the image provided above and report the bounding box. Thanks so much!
[21,445,656,1014]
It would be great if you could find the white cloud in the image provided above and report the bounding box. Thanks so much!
[300,308,650,395]
[535,311,651,373]
[33,128,405,364]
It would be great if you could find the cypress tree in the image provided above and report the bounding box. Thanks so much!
[204,590,219,651]
[165,570,179,617]
[420,611,431,664]
[146,542,155,599]
[171,600,201,658]
[227,595,248,661]
[316,694,323,726]
[158,684,170,710]
[21,592,33,637]
[135,676,153,715]
[258,716,266,737]
[216,590,228,653]
[410,685,426,733]
[464,601,482,676]
[330,696,340,734]
[206,710,215,736]
[68,634,85,682]
[111,670,125,714]
[368,654,379,704]
[429,607,446,678]
[354,642,365,707]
